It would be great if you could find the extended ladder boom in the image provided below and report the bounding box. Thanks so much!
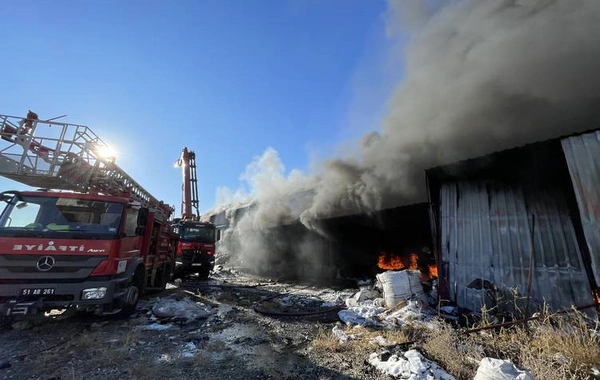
[176,147,199,220]
[0,113,172,221]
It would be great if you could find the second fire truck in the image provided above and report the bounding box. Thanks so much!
[172,147,216,279]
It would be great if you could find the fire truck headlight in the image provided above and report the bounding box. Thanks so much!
[82,287,107,300]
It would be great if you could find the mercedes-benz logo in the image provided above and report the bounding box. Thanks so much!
[36,256,55,272]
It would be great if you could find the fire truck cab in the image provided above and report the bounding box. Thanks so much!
[172,218,216,279]
[0,190,177,317]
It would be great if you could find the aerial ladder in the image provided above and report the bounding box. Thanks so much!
[175,147,200,220]
[0,111,177,318]
[0,112,172,221]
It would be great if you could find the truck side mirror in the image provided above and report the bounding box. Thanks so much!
[0,190,23,203]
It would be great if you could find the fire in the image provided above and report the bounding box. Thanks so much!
[377,252,420,271]
[594,288,600,306]
[428,263,438,278]
[408,253,418,270]
[377,251,439,281]
[377,252,405,270]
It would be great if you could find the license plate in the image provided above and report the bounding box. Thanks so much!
[20,288,55,296]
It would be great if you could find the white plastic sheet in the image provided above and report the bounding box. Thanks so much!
[474,358,533,380]
[368,349,456,379]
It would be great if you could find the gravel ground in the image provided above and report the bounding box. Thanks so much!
[0,267,388,380]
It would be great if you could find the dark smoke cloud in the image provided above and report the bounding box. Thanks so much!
[302,0,600,223]
[210,0,600,274]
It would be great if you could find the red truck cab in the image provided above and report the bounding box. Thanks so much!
[0,190,177,318]
[172,219,216,279]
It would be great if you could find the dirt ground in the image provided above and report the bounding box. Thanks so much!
[0,266,388,380]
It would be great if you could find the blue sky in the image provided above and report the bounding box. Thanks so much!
[0,0,401,215]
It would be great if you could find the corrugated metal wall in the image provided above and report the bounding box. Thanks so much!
[562,131,600,286]
[440,181,594,313]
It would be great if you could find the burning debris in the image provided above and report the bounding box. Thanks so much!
[377,251,438,281]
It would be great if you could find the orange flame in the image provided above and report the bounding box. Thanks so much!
[429,263,438,278]
[377,251,439,281]
[377,252,405,270]
[408,253,419,270]
[594,289,600,307]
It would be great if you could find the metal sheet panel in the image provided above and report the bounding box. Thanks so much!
[562,131,600,286]
[440,181,593,314]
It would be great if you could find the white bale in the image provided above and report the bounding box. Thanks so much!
[376,270,425,308]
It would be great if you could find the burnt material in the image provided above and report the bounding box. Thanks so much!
[319,203,433,279]
[237,203,434,284]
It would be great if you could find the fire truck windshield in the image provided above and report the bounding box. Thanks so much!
[0,195,124,239]
[180,226,215,243]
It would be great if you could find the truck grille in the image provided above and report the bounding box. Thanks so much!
[181,250,213,265]
[0,255,107,280]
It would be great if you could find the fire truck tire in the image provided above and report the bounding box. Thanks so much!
[156,264,169,291]
[197,267,210,280]
[118,267,145,318]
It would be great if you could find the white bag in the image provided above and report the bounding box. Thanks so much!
[376,270,425,308]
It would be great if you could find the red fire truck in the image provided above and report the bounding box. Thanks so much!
[172,147,216,279]
[0,112,178,318]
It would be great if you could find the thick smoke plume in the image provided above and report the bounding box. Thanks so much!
[210,0,600,277]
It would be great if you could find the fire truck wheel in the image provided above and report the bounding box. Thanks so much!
[118,269,144,317]
[156,264,169,291]
[197,267,210,280]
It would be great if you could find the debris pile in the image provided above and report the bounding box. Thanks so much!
[254,291,346,316]
[368,349,455,380]
[338,272,455,378]
[338,273,437,329]
[142,294,214,329]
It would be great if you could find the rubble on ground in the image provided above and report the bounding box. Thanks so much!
[338,271,438,329]
[149,294,214,323]
[3,266,592,380]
